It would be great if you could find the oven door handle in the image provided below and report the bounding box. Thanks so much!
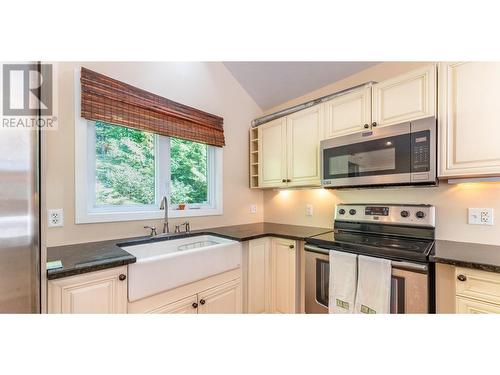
[304,244,331,255]
[304,244,428,272]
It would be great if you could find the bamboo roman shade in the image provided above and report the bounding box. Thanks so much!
[80,67,225,147]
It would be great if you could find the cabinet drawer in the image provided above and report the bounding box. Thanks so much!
[455,267,500,305]
[456,296,500,314]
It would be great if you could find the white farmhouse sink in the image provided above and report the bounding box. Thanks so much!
[122,235,241,302]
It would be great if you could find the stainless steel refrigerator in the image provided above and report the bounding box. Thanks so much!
[0,127,40,313]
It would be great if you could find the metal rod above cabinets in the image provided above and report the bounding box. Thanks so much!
[251,81,377,127]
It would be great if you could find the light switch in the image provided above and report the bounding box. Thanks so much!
[306,204,313,217]
[468,208,494,225]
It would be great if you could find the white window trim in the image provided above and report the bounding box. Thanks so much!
[74,69,223,224]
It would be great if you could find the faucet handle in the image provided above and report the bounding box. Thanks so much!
[144,226,157,237]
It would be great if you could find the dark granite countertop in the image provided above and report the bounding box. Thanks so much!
[431,240,500,273]
[47,222,331,280]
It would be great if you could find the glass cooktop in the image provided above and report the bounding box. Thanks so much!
[306,230,434,261]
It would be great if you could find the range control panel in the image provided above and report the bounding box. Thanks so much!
[335,204,435,227]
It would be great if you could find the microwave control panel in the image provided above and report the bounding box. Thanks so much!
[411,130,431,172]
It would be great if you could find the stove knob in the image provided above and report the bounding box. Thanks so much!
[400,210,410,218]
[415,211,426,219]
[349,209,357,215]
[338,209,346,215]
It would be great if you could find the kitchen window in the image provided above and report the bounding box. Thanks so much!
[75,119,222,223]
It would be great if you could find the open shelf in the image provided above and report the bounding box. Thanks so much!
[249,128,260,188]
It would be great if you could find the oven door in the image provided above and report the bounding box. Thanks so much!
[304,245,429,314]
[321,122,412,188]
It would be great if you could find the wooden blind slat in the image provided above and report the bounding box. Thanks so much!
[80,67,225,147]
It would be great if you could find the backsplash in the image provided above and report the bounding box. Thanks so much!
[263,183,500,245]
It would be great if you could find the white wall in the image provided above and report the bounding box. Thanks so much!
[262,62,500,246]
[44,62,263,246]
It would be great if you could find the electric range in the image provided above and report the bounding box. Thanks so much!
[304,203,436,313]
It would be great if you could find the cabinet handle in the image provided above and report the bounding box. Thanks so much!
[287,179,292,182]
[119,274,126,281]
[364,124,369,129]
[371,121,377,127]
[457,274,467,282]
[282,179,286,183]
[289,244,294,249]
[199,299,206,305]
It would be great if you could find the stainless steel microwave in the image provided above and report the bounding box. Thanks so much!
[320,117,437,188]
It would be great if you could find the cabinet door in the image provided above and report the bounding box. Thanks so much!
[372,65,436,127]
[198,279,242,314]
[456,297,500,314]
[149,295,198,314]
[247,238,272,313]
[48,266,127,314]
[439,62,500,177]
[271,238,296,314]
[286,105,323,187]
[323,86,372,139]
[258,118,287,188]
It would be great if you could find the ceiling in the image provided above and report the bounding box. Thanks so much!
[223,62,379,111]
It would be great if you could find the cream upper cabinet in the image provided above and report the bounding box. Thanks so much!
[247,238,271,313]
[258,117,287,188]
[48,266,128,314]
[323,86,372,139]
[372,65,436,128]
[439,62,500,178]
[198,279,242,314]
[286,105,323,187]
[271,238,296,314]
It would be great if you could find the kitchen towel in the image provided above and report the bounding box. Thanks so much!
[354,255,392,314]
[329,250,358,314]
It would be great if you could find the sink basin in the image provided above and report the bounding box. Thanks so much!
[122,235,241,302]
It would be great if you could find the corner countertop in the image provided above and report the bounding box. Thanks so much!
[47,222,331,280]
[431,239,500,273]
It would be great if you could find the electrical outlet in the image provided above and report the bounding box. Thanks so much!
[306,204,313,217]
[468,208,494,225]
[250,204,257,214]
[48,209,64,227]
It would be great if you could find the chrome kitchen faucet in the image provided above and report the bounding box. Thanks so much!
[159,196,169,233]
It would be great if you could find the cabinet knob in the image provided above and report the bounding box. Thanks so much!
[371,121,377,127]
[457,274,467,282]
[282,179,286,183]
[119,274,126,281]
[192,302,198,308]
[199,299,206,305]
[364,123,369,129]
[289,244,294,249]
[287,179,292,183]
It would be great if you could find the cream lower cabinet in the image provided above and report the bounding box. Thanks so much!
[439,62,500,178]
[323,86,372,139]
[372,64,436,128]
[150,295,199,314]
[245,237,296,314]
[157,280,241,314]
[455,267,500,314]
[48,266,128,314]
[258,105,322,188]
[198,279,242,314]
[128,268,242,314]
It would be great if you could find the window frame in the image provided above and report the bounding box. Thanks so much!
[74,69,223,224]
